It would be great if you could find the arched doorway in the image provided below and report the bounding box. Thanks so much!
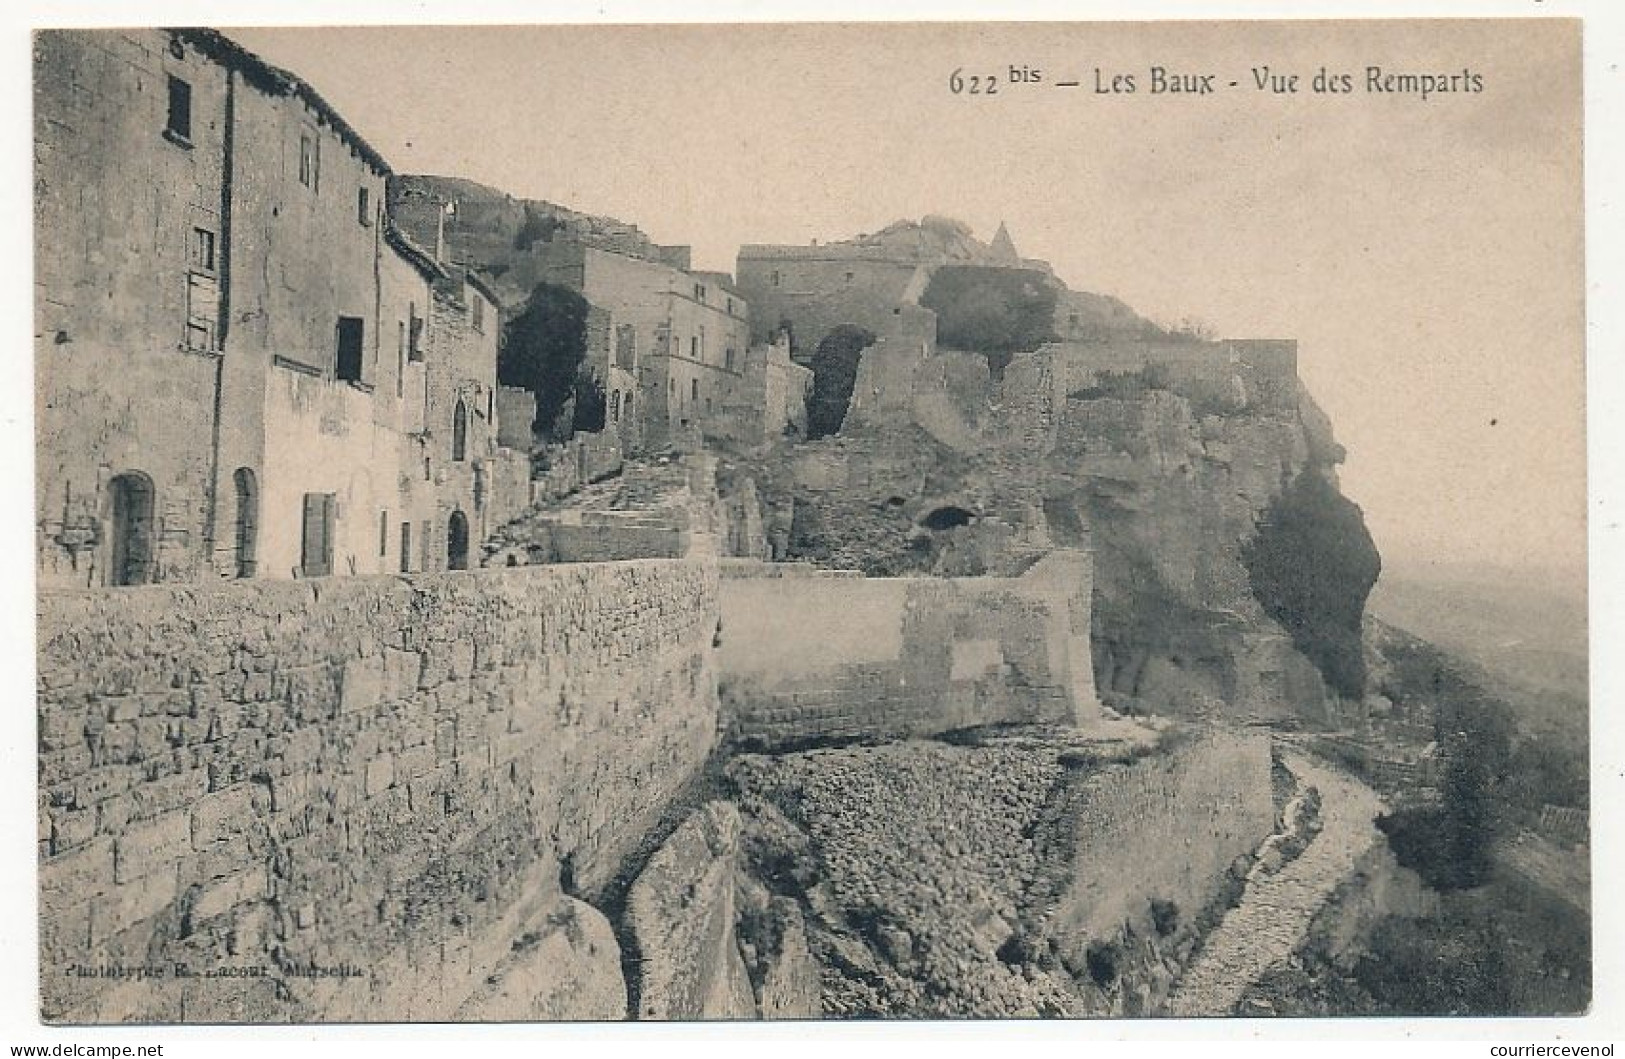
[232,468,258,578]
[107,472,155,586]
[446,509,469,571]
[807,324,874,439]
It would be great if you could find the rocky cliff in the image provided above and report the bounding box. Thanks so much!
[727,288,1380,725]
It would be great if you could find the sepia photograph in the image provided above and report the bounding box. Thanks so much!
[26,12,1594,1029]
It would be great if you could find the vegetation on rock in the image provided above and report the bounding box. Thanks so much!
[499,282,602,442]
[920,266,1058,379]
[1243,471,1382,699]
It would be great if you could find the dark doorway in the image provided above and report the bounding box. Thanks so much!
[447,509,470,571]
[232,467,258,578]
[108,472,155,586]
[807,324,874,439]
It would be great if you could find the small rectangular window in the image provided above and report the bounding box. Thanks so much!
[471,293,484,333]
[189,228,216,273]
[335,316,365,383]
[399,522,412,573]
[615,324,637,371]
[185,316,213,353]
[379,510,389,558]
[396,322,406,398]
[770,270,781,287]
[165,75,192,142]
[357,186,371,226]
[408,304,425,362]
[691,378,699,401]
[299,133,319,190]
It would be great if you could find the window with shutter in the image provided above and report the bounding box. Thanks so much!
[301,492,335,577]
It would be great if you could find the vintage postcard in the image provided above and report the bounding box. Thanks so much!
[27,15,1590,1028]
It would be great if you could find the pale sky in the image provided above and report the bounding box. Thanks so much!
[231,20,1585,576]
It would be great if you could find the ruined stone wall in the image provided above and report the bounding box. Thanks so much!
[481,448,534,543]
[735,250,929,348]
[845,342,988,451]
[520,430,624,508]
[710,335,811,447]
[495,386,536,450]
[1032,337,1300,416]
[37,559,720,1023]
[717,552,1096,749]
[1040,730,1275,954]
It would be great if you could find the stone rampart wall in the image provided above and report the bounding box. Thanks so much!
[37,559,719,1022]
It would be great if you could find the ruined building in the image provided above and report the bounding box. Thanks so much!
[33,28,518,587]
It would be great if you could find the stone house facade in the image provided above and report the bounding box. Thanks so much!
[34,28,512,587]
[522,241,750,450]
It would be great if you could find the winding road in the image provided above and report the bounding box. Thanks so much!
[1163,750,1386,1017]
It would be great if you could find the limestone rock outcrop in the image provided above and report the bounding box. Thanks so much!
[455,895,628,1021]
[737,329,1380,724]
[624,801,758,1020]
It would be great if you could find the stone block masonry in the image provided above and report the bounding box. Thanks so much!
[37,559,720,1023]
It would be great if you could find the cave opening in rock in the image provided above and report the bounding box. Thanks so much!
[920,505,975,531]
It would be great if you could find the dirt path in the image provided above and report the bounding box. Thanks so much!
[1163,751,1385,1017]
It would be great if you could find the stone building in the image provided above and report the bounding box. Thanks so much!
[735,218,1060,365]
[521,241,751,449]
[735,240,939,360]
[395,267,505,573]
[34,28,513,587]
